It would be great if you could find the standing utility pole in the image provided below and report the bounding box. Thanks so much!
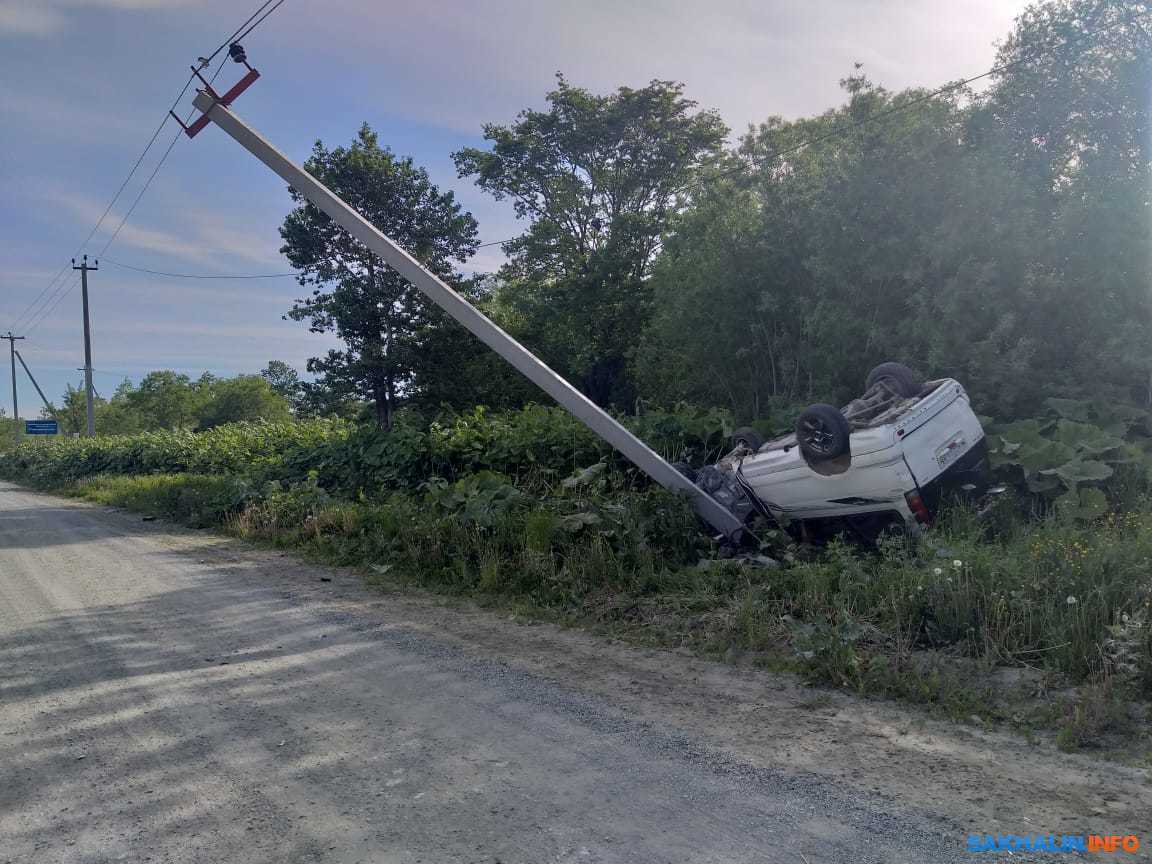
[72,255,98,437]
[2,332,25,445]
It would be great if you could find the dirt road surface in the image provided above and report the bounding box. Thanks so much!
[1,481,1147,863]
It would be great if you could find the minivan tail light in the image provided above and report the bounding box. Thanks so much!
[906,490,932,524]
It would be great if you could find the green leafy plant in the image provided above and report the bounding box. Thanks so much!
[987,398,1151,521]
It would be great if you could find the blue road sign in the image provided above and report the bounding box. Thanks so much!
[25,419,58,435]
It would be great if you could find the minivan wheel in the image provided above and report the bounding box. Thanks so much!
[865,362,921,398]
[731,426,765,452]
[795,404,850,462]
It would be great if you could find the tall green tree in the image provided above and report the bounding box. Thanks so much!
[281,124,479,429]
[986,0,1150,188]
[983,0,1152,406]
[640,76,1036,417]
[260,360,303,408]
[198,375,292,428]
[455,75,727,407]
[55,383,88,435]
[121,371,205,430]
[638,1,1151,420]
[0,407,15,447]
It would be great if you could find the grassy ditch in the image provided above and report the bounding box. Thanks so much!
[51,469,1152,758]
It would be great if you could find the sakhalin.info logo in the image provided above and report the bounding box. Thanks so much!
[967,834,1141,853]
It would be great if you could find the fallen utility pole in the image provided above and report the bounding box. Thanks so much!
[13,349,54,416]
[1,332,25,445]
[72,255,98,437]
[186,86,746,540]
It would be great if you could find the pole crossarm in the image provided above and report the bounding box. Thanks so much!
[189,90,746,540]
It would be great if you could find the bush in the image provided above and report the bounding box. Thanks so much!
[1,406,739,500]
[987,397,1152,521]
[0,419,348,488]
[74,474,257,527]
[226,470,705,605]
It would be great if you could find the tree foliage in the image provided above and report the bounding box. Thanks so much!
[260,360,303,408]
[198,375,292,429]
[633,2,1151,420]
[454,75,728,407]
[259,1,1147,432]
[281,124,479,429]
[48,369,295,435]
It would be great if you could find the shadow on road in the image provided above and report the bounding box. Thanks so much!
[0,488,969,863]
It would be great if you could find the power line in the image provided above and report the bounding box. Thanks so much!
[200,0,279,67]
[94,0,292,258]
[103,258,296,279]
[8,263,71,335]
[20,58,233,337]
[739,57,1026,174]
[232,0,287,46]
[23,274,81,338]
[6,72,203,335]
[98,55,232,262]
[6,0,292,335]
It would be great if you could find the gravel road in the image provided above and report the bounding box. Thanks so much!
[1,481,1146,863]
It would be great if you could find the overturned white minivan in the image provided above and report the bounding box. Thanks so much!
[686,363,991,542]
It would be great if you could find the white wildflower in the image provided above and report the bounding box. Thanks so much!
[952,559,963,569]
[1066,595,1077,606]
[933,567,943,576]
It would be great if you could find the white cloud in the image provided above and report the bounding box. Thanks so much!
[0,86,154,142]
[0,3,60,35]
[38,187,283,267]
[0,0,189,37]
[283,0,1028,135]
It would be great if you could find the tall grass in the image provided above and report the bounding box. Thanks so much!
[61,471,1152,708]
[728,512,1151,692]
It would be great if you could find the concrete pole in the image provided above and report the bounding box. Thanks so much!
[14,349,55,415]
[2,332,24,445]
[72,255,98,437]
[190,90,746,540]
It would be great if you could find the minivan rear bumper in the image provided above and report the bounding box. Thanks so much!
[917,436,990,516]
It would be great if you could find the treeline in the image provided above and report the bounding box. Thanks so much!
[30,1,1146,440]
[638,4,1151,420]
[273,0,1149,428]
[49,367,296,436]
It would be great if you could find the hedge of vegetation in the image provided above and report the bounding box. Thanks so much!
[0,406,742,495]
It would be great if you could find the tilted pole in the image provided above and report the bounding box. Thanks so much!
[189,89,745,539]
[13,349,55,415]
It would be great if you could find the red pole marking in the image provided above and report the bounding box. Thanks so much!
[181,68,261,138]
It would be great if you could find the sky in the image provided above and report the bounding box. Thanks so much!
[0,0,1031,419]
